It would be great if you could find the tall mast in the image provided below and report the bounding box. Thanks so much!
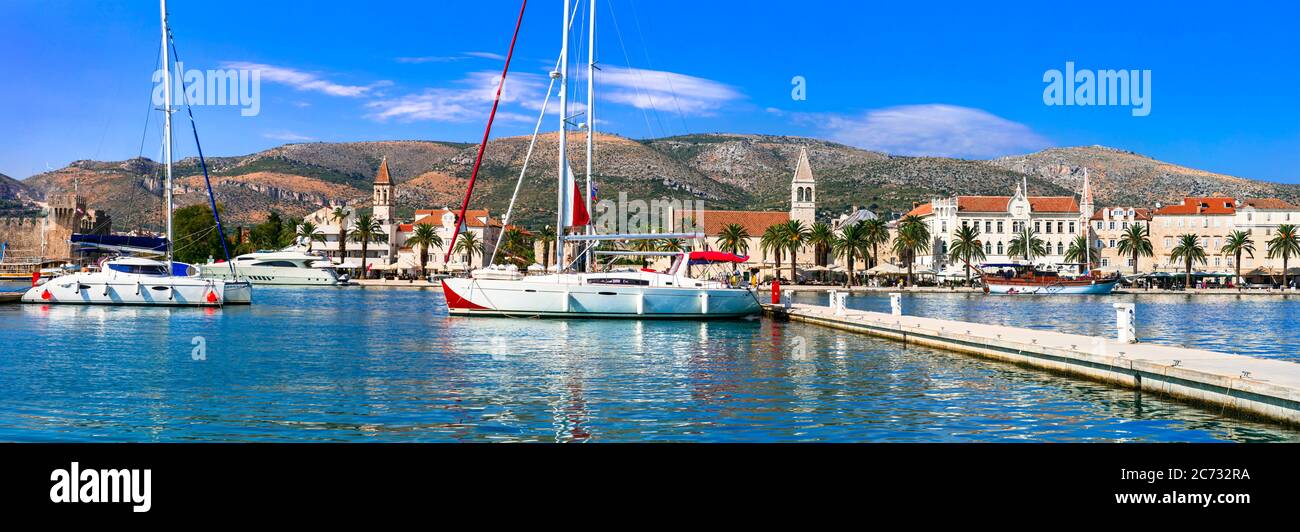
[584,0,595,271]
[555,0,570,271]
[160,0,174,267]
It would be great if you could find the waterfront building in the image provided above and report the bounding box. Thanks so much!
[298,159,399,270]
[393,208,503,273]
[1149,196,1237,273]
[896,182,1082,272]
[1233,198,1300,272]
[1089,207,1153,273]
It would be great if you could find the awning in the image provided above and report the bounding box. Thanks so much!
[687,251,748,264]
[865,263,909,275]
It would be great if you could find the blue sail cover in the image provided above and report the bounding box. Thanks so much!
[70,234,168,253]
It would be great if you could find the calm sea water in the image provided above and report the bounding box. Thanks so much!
[1,284,1298,442]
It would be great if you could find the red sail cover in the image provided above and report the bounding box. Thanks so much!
[564,160,590,227]
[688,251,748,264]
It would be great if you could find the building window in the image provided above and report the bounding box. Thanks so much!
[984,220,992,233]
[1109,239,1116,248]
[1056,242,1063,255]
[1035,221,1042,233]
[1057,221,1064,233]
[996,242,1003,255]
[1164,237,1171,248]
[1109,221,1115,230]
[1122,221,1128,229]
[1069,221,1076,233]
[1095,221,1103,230]
[985,241,991,254]
[997,221,1004,233]
[1127,258,1135,267]
[1101,258,1109,267]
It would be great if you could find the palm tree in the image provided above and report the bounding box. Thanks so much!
[1220,230,1254,289]
[630,238,659,267]
[330,206,350,263]
[947,224,985,286]
[1008,228,1046,263]
[760,224,787,279]
[715,223,750,272]
[405,223,442,278]
[861,217,890,269]
[1116,223,1154,276]
[833,221,869,287]
[1267,224,1300,288]
[1064,235,1100,274]
[891,215,931,287]
[658,238,686,253]
[536,225,556,271]
[808,222,834,267]
[349,214,387,277]
[454,231,483,269]
[782,219,811,281]
[296,221,326,252]
[1169,234,1207,288]
[498,227,530,265]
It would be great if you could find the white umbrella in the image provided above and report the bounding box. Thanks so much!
[527,263,544,272]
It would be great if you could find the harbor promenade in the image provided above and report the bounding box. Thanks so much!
[765,298,1300,425]
[763,284,1300,296]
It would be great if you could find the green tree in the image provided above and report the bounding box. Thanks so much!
[1116,223,1154,275]
[630,238,659,268]
[248,211,289,250]
[947,224,986,286]
[1266,224,1300,288]
[833,221,869,287]
[405,223,443,278]
[296,221,326,252]
[330,206,351,263]
[1220,230,1254,288]
[1008,227,1046,263]
[1064,235,1100,274]
[891,215,931,287]
[1170,234,1207,288]
[861,217,890,269]
[454,231,483,268]
[349,214,387,277]
[760,224,787,279]
[782,219,811,281]
[715,223,750,272]
[496,227,531,265]
[171,203,232,264]
[808,222,834,267]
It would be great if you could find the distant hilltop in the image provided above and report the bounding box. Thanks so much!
[9,133,1299,229]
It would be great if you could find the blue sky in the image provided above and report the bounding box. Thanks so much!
[2,0,1297,183]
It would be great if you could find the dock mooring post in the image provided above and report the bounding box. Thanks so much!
[1113,302,1137,343]
[829,290,846,316]
[890,293,902,316]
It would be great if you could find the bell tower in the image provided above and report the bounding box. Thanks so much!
[373,156,393,223]
[790,147,816,225]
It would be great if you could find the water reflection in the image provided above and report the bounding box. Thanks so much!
[0,287,1297,442]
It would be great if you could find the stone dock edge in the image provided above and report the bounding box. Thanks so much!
[763,302,1300,427]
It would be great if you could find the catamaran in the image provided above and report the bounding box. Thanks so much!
[22,0,250,306]
[441,0,760,318]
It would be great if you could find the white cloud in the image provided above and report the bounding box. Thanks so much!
[263,130,315,142]
[807,104,1051,159]
[596,66,741,116]
[395,56,463,64]
[364,70,546,123]
[464,51,507,61]
[222,61,389,97]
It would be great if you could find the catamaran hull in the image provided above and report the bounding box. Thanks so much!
[22,276,230,306]
[985,279,1119,295]
[442,278,761,319]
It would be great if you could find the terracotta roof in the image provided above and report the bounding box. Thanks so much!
[1241,198,1298,210]
[1089,207,1153,221]
[696,210,790,236]
[411,208,496,228]
[1154,197,1236,216]
[907,196,1079,217]
[374,157,391,185]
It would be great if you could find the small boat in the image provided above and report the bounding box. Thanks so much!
[980,263,1118,295]
[201,251,347,286]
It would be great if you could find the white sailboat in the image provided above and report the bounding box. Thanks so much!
[22,0,251,306]
[441,0,760,319]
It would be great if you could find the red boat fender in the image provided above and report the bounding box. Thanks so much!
[41,289,51,300]
[771,278,780,304]
[206,290,219,303]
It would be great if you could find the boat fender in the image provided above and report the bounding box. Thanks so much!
[41,289,51,301]
[206,290,218,304]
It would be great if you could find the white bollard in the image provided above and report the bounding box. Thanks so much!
[830,291,846,316]
[1113,302,1137,343]
[890,293,902,316]
[781,290,792,309]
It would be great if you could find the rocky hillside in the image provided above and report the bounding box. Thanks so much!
[16,135,1298,230]
[991,146,1300,208]
[0,171,39,217]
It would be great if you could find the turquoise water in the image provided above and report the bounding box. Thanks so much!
[1,284,1298,442]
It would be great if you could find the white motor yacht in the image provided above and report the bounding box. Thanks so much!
[201,251,346,286]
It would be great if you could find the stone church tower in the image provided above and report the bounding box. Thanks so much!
[372,157,393,223]
[790,147,816,225]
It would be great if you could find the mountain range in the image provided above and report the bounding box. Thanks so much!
[7,134,1300,230]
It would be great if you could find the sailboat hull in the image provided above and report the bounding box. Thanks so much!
[442,277,761,319]
[984,278,1119,295]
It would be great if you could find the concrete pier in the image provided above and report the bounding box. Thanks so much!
[765,301,1300,426]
